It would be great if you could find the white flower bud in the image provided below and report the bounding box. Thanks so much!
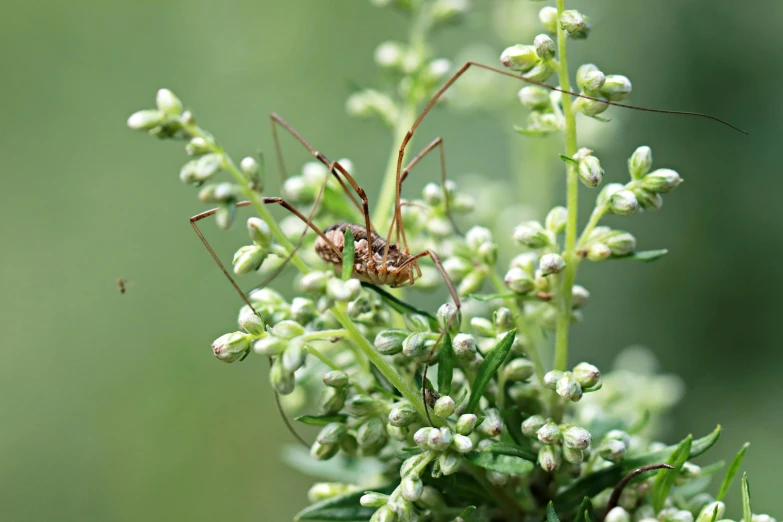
[413,427,437,449]
[581,70,606,94]
[600,74,633,101]
[538,444,561,472]
[543,370,563,389]
[253,336,285,356]
[500,44,540,73]
[518,86,551,111]
[374,41,404,68]
[179,153,223,185]
[597,182,625,206]
[599,438,627,463]
[430,0,470,25]
[434,396,456,418]
[521,61,555,82]
[422,182,444,206]
[319,386,347,414]
[521,415,546,437]
[559,10,586,35]
[238,307,265,336]
[465,226,493,251]
[544,206,568,234]
[326,278,361,302]
[186,136,212,156]
[345,394,378,416]
[155,88,183,115]
[418,486,446,510]
[609,190,639,216]
[504,267,534,294]
[539,253,566,275]
[246,217,272,248]
[573,362,600,388]
[556,372,583,401]
[539,6,558,33]
[451,434,474,453]
[537,421,561,444]
[402,332,429,359]
[562,425,592,449]
[503,358,535,381]
[563,445,584,464]
[282,340,306,373]
[357,417,386,448]
[389,402,418,427]
[360,492,390,508]
[374,329,407,356]
[634,188,664,211]
[271,320,305,340]
[571,285,590,308]
[628,146,653,180]
[696,502,725,522]
[513,221,551,248]
[534,34,555,60]
[573,95,609,117]
[428,427,454,451]
[606,231,636,256]
[317,422,347,445]
[605,507,631,522]
[577,155,604,188]
[310,440,339,460]
[480,408,503,436]
[270,359,295,395]
[642,168,683,193]
[323,370,349,388]
[455,413,478,435]
[299,271,329,295]
[437,303,460,333]
[470,317,495,337]
[212,332,250,362]
[439,451,461,475]
[486,471,509,487]
[127,109,164,131]
[401,474,423,502]
[587,242,612,262]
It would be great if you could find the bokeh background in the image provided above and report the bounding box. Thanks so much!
[1,1,780,520]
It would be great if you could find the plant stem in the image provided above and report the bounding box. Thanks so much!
[331,304,445,427]
[577,204,609,249]
[553,0,579,375]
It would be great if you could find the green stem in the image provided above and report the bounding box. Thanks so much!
[302,329,349,342]
[577,204,609,250]
[553,0,579,376]
[331,304,445,427]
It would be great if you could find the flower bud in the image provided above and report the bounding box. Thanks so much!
[563,446,584,464]
[270,359,295,395]
[518,86,551,111]
[212,331,250,362]
[320,386,347,414]
[587,242,612,262]
[215,204,236,230]
[577,155,604,188]
[600,75,632,101]
[597,439,626,464]
[503,358,535,381]
[389,402,418,427]
[628,146,653,180]
[422,182,444,207]
[513,221,551,248]
[127,109,164,131]
[345,89,399,127]
[345,394,378,416]
[470,316,495,337]
[642,168,683,193]
[402,332,429,359]
[308,483,358,503]
[457,270,484,295]
[543,371,563,389]
[479,408,503,437]
[605,507,630,522]
[179,153,223,185]
[493,308,514,333]
[430,0,470,24]
[357,417,386,448]
[374,41,404,69]
[606,231,636,256]
[387,424,408,442]
[538,444,561,472]
[282,340,306,373]
[486,471,509,487]
[465,226,492,252]
[556,372,583,401]
[271,320,304,340]
[609,190,639,216]
[580,70,606,94]
[451,433,473,454]
[577,65,601,91]
[443,257,472,282]
[317,422,347,445]
[539,253,566,276]
[537,421,561,444]
[253,336,285,356]
[434,396,456,418]
[429,427,454,451]
[323,370,349,388]
[401,474,423,502]
[232,245,267,275]
[360,492,390,508]
[437,302,461,334]
[534,34,555,61]
[310,440,339,460]
[521,415,546,438]
[185,137,212,156]
[696,502,725,522]
[566,286,589,309]
[439,451,461,475]
[573,362,600,388]
[418,486,446,510]
[374,329,407,356]
[500,44,540,73]
[559,10,586,36]
[539,6,558,33]
[370,505,396,522]
[413,427,437,449]
[404,314,430,332]
[298,271,329,295]
[156,88,183,115]
[236,306,265,336]
[477,241,498,266]
[634,188,664,211]
[504,267,534,294]
[562,425,592,449]
[545,206,568,234]
[246,218,272,248]
[573,95,609,116]
[327,278,361,302]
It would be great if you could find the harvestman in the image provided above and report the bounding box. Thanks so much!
[190,62,744,430]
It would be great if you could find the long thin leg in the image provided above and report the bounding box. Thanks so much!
[385,60,748,263]
[270,113,363,215]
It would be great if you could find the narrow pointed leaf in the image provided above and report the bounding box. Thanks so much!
[295,414,348,426]
[611,249,668,262]
[465,451,534,475]
[546,501,560,522]
[362,283,439,329]
[466,329,516,413]
[652,434,692,511]
[574,497,593,522]
[438,332,454,396]
[466,292,516,302]
[479,442,536,462]
[716,442,749,501]
[295,485,395,521]
[341,228,355,281]
[559,154,579,165]
[741,473,752,522]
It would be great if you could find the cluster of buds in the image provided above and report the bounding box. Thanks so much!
[470,307,526,357]
[572,63,632,117]
[596,429,630,463]
[521,415,593,471]
[441,225,497,295]
[543,362,602,402]
[369,0,471,27]
[401,180,476,244]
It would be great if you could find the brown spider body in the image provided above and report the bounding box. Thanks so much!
[315,223,421,287]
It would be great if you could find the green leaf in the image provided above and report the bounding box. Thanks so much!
[362,284,439,329]
[559,154,578,165]
[465,451,534,475]
[454,388,469,408]
[627,410,650,435]
[466,292,517,302]
[741,473,752,522]
[546,501,560,522]
[466,329,516,414]
[587,114,612,123]
[295,414,348,426]
[295,486,395,521]
[478,442,537,462]
[574,497,593,522]
[341,227,355,281]
[611,249,668,262]
[652,434,692,511]
[554,426,721,511]
[438,332,454,396]
[458,506,477,521]
[716,442,750,501]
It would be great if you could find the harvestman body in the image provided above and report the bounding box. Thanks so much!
[189,61,744,432]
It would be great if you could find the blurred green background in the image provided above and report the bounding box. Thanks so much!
[1,1,780,520]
